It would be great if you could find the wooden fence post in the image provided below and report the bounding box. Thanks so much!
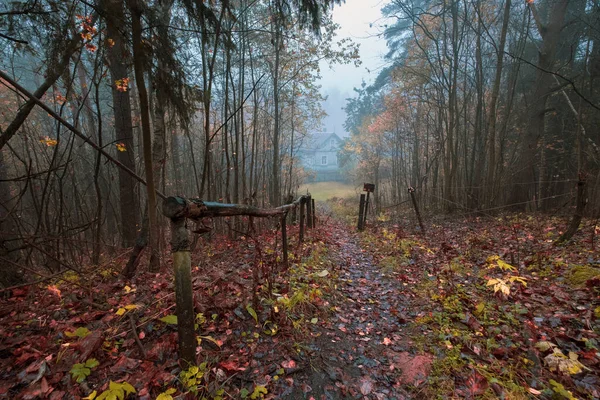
[363,191,370,228]
[299,197,305,242]
[311,198,316,228]
[306,195,313,229]
[281,211,288,267]
[408,187,425,233]
[358,194,365,231]
[169,216,196,366]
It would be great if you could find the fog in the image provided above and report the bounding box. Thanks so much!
[319,0,388,136]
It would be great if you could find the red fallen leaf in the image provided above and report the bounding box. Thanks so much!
[219,359,246,371]
[47,285,61,298]
[40,377,49,394]
[579,349,598,360]
[12,287,28,297]
[110,355,140,373]
[0,384,11,395]
[19,384,44,399]
[15,352,37,365]
[382,338,392,346]
[465,370,488,396]
[138,331,145,340]
[75,330,104,361]
[282,359,297,369]
[49,391,65,400]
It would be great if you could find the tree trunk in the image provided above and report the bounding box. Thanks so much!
[102,0,140,247]
[129,0,160,273]
[517,0,569,208]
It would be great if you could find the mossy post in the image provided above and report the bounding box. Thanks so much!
[299,197,305,242]
[163,197,197,366]
[311,198,316,228]
[306,195,313,229]
[358,194,365,231]
[281,211,288,267]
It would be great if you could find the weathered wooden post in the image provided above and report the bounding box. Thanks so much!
[361,183,375,230]
[162,197,197,366]
[311,198,316,228]
[281,211,288,267]
[408,187,425,233]
[363,191,370,228]
[357,194,366,231]
[299,196,305,242]
[306,195,313,229]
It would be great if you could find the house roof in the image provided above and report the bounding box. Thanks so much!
[304,132,343,150]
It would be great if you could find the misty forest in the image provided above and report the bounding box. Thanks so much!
[1,0,600,398]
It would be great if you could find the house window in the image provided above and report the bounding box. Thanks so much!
[321,156,327,165]
[330,139,335,147]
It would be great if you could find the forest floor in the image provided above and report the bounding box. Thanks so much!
[1,205,600,399]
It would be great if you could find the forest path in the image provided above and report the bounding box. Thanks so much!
[283,222,430,399]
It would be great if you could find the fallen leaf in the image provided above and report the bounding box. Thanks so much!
[359,376,373,395]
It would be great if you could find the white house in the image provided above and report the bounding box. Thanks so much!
[298,131,344,182]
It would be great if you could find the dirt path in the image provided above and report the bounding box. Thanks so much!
[283,225,431,399]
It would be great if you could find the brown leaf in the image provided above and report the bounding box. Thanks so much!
[359,376,373,395]
[76,330,104,361]
[387,351,433,386]
[110,355,140,373]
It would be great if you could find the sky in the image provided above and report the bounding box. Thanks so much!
[318,0,389,136]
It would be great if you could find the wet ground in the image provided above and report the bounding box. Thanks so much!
[283,227,431,399]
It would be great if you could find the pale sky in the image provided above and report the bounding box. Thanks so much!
[319,0,389,134]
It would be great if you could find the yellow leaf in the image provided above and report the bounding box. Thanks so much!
[486,278,510,296]
[116,308,126,316]
[497,259,516,271]
[509,276,527,287]
[199,335,221,347]
[535,341,557,351]
[83,390,97,400]
[40,137,58,147]
[544,348,589,375]
[116,143,127,152]
[115,77,130,92]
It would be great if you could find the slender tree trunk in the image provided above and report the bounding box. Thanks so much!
[485,0,511,206]
[128,0,159,273]
[271,15,282,206]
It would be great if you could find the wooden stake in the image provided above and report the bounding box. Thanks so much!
[169,217,196,366]
[363,191,370,228]
[358,194,365,231]
[311,198,316,228]
[306,195,313,229]
[299,197,305,242]
[281,212,288,267]
[408,187,425,233]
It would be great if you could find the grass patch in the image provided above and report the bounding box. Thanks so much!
[299,181,358,201]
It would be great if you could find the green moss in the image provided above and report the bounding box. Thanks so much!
[566,264,600,287]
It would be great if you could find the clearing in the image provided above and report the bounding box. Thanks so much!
[298,181,357,201]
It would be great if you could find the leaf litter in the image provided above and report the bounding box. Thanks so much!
[0,213,598,399]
